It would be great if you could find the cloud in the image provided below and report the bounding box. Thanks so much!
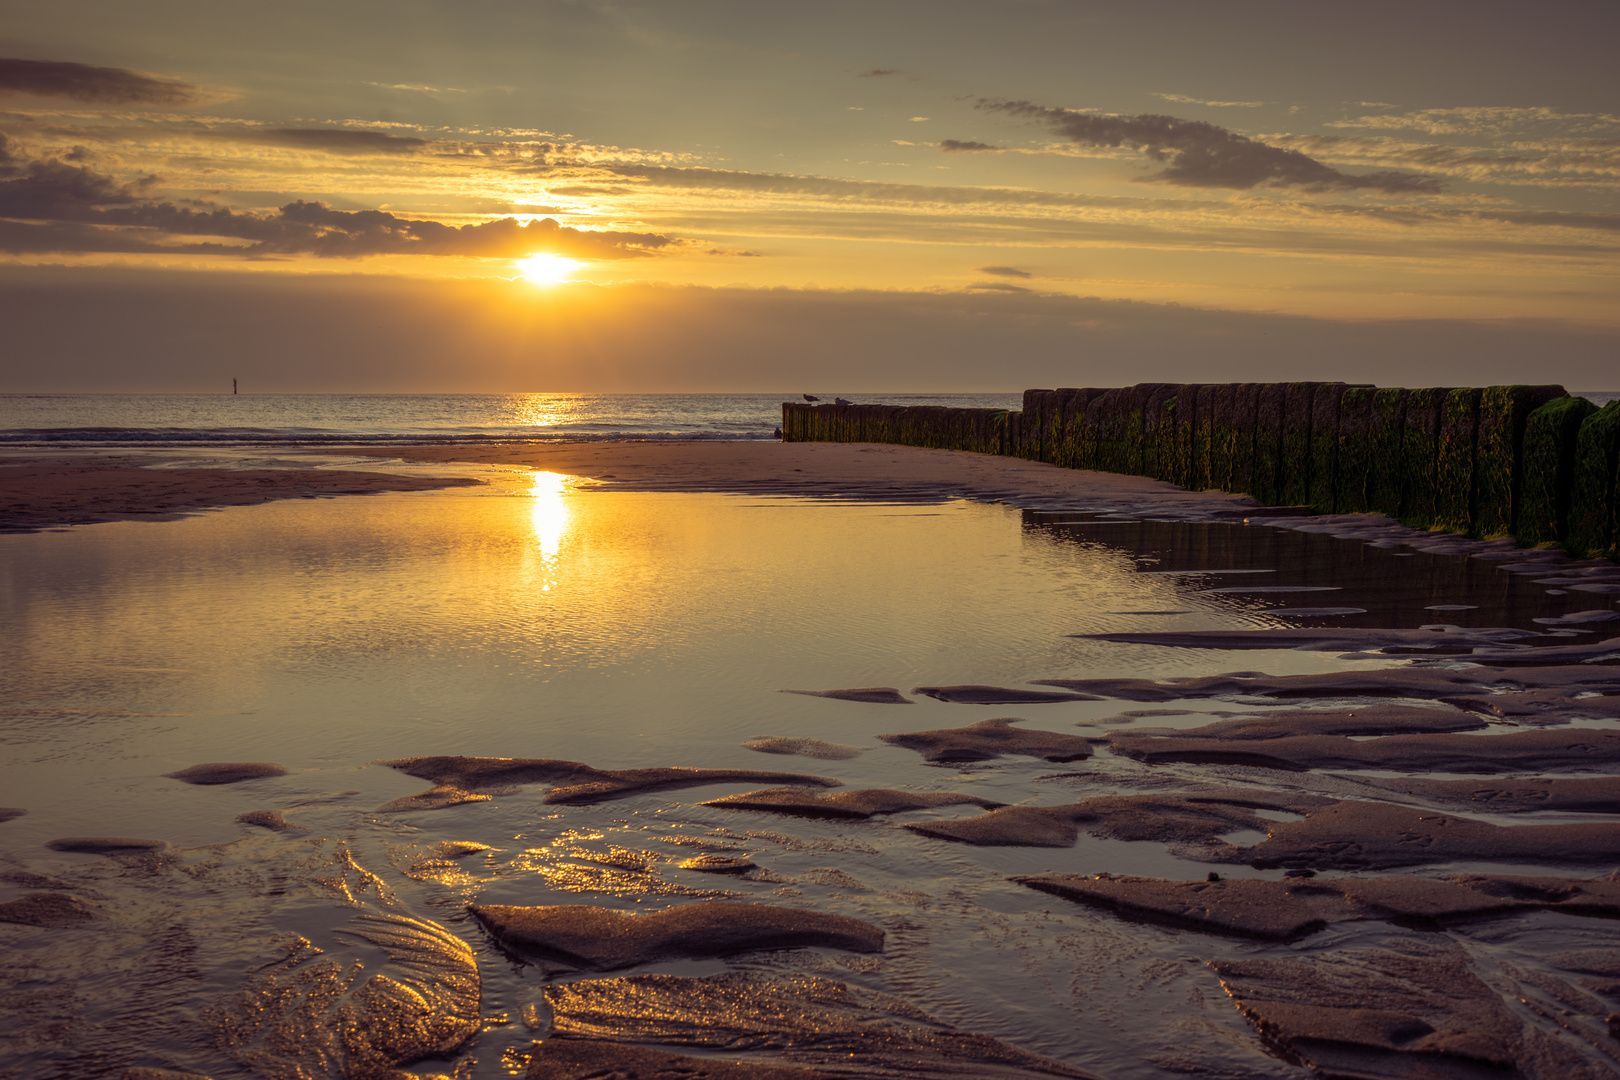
[939,139,999,152]
[978,265,1031,277]
[978,99,1440,194]
[967,280,1031,293]
[1152,93,1265,108]
[253,128,428,155]
[858,69,900,78]
[1272,132,1620,189]
[0,57,203,105]
[1330,106,1620,137]
[547,184,631,196]
[0,146,675,259]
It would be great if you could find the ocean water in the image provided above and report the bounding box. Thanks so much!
[2,389,1611,449]
[0,392,1022,446]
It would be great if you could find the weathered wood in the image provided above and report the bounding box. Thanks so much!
[1335,387,1376,514]
[1308,384,1353,512]
[1278,382,1319,506]
[1568,401,1620,560]
[1518,394,1596,547]
[1475,385,1567,538]
[1434,387,1481,535]
[1252,383,1287,504]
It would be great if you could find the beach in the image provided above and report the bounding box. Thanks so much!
[3,441,1620,1080]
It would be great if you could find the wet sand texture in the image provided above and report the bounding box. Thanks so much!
[1079,626,1540,653]
[1241,800,1620,870]
[526,1040,839,1079]
[1037,661,1620,701]
[0,463,479,533]
[782,687,912,704]
[375,785,494,813]
[165,762,289,785]
[911,685,1100,704]
[1110,727,1620,773]
[1356,775,1620,812]
[206,912,479,1078]
[743,736,868,759]
[1017,870,1620,941]
[233,809,304,831]
[879,718,1095,763]
[121,1070,214,1080]
[705,786,1004,819]
[906,790,1331,848]
[678,854,757,873]
[0,892,101,927]
[469,902,883,969]
[46,837,168,854]
[545,971,1104,1079]
[378,756,840,806]
[1212,940,1599,1079]
[1149,704,1487,740]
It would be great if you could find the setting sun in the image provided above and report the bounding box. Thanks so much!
[516,254,579,285]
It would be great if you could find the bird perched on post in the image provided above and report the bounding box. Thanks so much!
[803,394,820,402]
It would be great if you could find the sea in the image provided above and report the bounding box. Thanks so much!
[0,392,1023,447]
[1,389,1612,449]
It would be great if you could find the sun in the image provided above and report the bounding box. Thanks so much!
[516,253,579,285]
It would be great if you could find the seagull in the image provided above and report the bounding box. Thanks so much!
[803,394,820,402]
[834,397,852,405]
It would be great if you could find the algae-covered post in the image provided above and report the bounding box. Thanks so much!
[778,383,1608,560]
[1251,383,1286,504]
[1308,383,1352,513]
[1191,384,1217,491]
[1368,387,1407,518]
[1568,400,1620,561]
[1433,387,1482,536]
[1335,387,1376,515]
[1475,385,1567,539]
[1279,382,1319,507]
[1398,387,1450,529]
[1518,394,1597,547]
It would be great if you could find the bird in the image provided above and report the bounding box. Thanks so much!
[834,397,852,405]
[803,394,820,402]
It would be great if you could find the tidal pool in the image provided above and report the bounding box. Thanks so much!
[2,475,1616,1079]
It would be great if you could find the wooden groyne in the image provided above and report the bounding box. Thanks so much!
[782,384,1620,560]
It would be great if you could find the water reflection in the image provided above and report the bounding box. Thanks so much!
[529,471,575,582]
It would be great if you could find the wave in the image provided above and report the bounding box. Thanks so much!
[0,426,781,446]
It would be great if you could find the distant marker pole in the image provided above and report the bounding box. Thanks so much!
[233,378,238,395]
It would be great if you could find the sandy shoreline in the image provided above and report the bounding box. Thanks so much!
[0,455,480,532]
[0,440,1346,536]
[4,441,1609,571]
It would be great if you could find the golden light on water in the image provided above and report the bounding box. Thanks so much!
[516,254,580,286]
[529,470,574,574]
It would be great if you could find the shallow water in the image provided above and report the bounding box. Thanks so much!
[2,479,1618,1078]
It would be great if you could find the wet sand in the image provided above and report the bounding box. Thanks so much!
[0,456,478,532]
[4,440,1620,1078]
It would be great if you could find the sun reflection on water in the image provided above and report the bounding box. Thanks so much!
[529,471,575,584]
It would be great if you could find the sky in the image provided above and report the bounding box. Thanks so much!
[1,0,1616,392]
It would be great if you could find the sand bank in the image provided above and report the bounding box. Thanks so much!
[346,440,1260,513]
[0,455,478,532]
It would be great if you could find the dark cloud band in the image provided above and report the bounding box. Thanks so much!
[0,57,202,105]
[977,99,1440,194]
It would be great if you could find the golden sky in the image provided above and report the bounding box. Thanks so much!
[1,1,1617,390]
